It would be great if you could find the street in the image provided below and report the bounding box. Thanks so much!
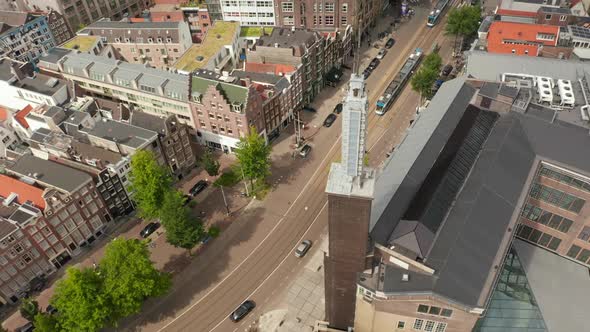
[113,2,463,331]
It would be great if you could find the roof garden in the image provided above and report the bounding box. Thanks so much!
[240,26,274,37]
[60,36,100,52]
[174,21,239,72]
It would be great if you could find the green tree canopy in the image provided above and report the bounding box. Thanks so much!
[33,313,59,332]
[100,238,171,320]
[51,267,113,331]
[160,190,204,252]
[129,150,172,219]
[234,126,271,187]
[445,5,481,38]
[19,297,39,322]
[201,149,221,177]
[411,52,443,100]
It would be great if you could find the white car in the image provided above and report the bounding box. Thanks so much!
[376,49,387,59]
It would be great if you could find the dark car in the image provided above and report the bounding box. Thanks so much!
[441,64,453,77]
[29,275,47,292]
[230,300,256,322]
[302,106,317,113]
[385,38,396,49]
[323,113,337,127]
[362,69,372,79]
[17,322,34,332]
[294,240,312,258]
[46,304,58,315]
[190,180,208,196]
[140,222,160,238]
[333,103,343,114]
[432,79,445,94]
[368,58,380,70]
[299,144,312,158]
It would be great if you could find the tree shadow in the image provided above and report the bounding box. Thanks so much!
[115,206,268,331]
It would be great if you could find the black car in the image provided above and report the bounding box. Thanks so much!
[385,38,396,49]
[140,222,160,238]
[362,69,372,79]
[299,144,312,158]
[190,180,208,196]
[333,103,343,114]
[441,64,453,77]
[302,106,317,113]
[17,322,34,332]
[230,300,256,322]
[368,58,380,70]
[323,113,337,127]
[46,304,58,315]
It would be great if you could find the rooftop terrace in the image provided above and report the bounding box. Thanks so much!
[60,35,100,52]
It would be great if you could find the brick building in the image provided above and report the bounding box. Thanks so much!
[0,155,111,304]
[44,9,74,45]
[0,11,56,63]
[77,18,193,69]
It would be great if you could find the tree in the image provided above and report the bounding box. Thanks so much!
[411,52,442,100]
[159,190,204,252]
[201,149,220,176]
[19,298,39,321]
[129,150,172,219]
[51,267,113,332]
[234,126,272,188]
[446,6,482,54]
[100,238,171,320]
[33,313,59,332]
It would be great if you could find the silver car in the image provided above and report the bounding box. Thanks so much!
[295,240,312,258]
[376,48,387,59]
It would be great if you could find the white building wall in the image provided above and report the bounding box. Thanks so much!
[221,0,276,26]
[0,81,68,109]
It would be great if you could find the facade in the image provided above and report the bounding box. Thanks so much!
[495,0,563,23]
[244,62,304,110]
[128,111,196,179]
[181,6,212,41]
[0,11,55,63]
[247,27,337,105]
[173,21,240,74]
[190,71,264,152]
[44,9,74,45]
[0,59,69,110]
[0,154,111,304]
[23,0,146,33]
[536,6,574,26]
[77,18,193,69]
[219,0,276,26]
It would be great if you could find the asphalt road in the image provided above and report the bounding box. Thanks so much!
[123,4,461,332]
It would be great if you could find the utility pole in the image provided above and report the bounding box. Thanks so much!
[219,185,230,215]
[294,109,303,147]
[241,166,249,196]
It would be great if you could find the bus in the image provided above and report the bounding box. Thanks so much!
[375,48,423,116]
[427,0,451,27]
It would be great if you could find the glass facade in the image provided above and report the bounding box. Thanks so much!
[473,248,548,332]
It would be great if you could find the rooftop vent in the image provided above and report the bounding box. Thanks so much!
[402,273,409,282]
[46,78,59,88]
[3,193,17,206]
[536,76,554,104]
[557,79,575,107]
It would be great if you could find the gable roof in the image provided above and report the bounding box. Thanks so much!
[191,76,248,105]
[0,107,8,121]
[0,174,46,209]
[14,105,33,129]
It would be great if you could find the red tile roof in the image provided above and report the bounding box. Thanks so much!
[14,104,32,129]
[0,174,46,210]
[487,22,559,56]
[0,107,8,122]
[245,62,297,76]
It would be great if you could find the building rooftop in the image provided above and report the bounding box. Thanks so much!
[497,0,556,17]
[60,35,100,52]
[0,174,45,209]
[81,18,182,31]
[8,154,91,193]
[240,26,274,37]
[0,218,16,242]
[14,105,33,129]
[244,62,297,76]
[59,52,190,102]
[231,70,284,85]
[129,111,168,135]
[191,75,248,105]
[487,22,559,56]
[174,21,239,72]
[0,59,67,97]
[70,140,124,165]
[366,73,590,310]
[0,11,32,27]
[257,27,318,48]
[81,118,157,149]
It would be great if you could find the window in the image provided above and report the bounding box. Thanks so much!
[414,319,424,330]
[435,322,447,332]
[325,3,334,12]
[529,183,585,213]
[428,306,441,315]
[578,226,590,241]
[577,248,590,263]
[440,309,453,317]
[281,1,294,12]
[545,14,552,20]
[341,16,348,26]
[397,321,405,329]
[417,304,429,313]
[283,15,294,25]
[325,15,334,25]
[560,15,567,21]
[424,320,436,332]
[567,244,581,258]
[342,3,348,12]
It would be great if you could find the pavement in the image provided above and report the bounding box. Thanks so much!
[3,2,464,331]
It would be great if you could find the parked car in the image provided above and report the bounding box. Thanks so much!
[302,106,317,113]
[294,240,312,258]
[230,300,256,322]
[362,68,372,79]
[46,304,58,315]
[29,275,47,292]
[299,144,312,158]
[323,113,337,127]
[333,103,343,114]
[432,79,445,94]
[190,180,208,196]
[17,322,34,332]
[140,222,160,238]
[385,38,396,49]
[441,64,453,77]
[368,58,380,70]
[376,48,387,59]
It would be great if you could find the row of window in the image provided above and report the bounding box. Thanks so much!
[566,244,590,264]
[417,304,453,317]
[539,165,590,193]
[520,203,573,233]
[280,1,347,13]
[529,182,585,213]
[413,319,447,332]
[517,224,561,251]
[113,37,173,44]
